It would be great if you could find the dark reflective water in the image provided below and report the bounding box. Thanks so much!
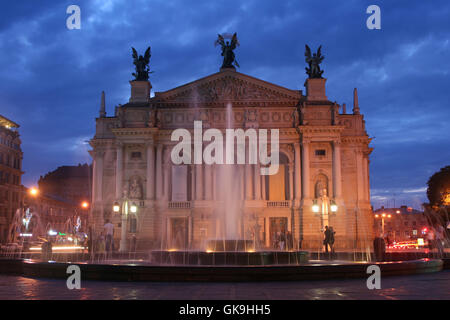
[0,271,448,300]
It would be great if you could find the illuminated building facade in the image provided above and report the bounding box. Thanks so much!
[90,67,374,250]
[0,115,23,243]
[373,206,430,242]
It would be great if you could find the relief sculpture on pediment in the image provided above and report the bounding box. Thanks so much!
[167,77,284,103]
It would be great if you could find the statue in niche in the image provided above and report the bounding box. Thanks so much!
[315,175,328,198]
[129,177,143,199]
[122,186,129,199]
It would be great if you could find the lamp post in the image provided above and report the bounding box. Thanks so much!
[312,190,338,230]
[80,201,89,233]
[374,212,391,237]
[113,197,137,253]
[312,190,337,255]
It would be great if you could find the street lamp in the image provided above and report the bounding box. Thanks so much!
[113,199,137,252]
[29,187,39,197]
[312,200,320,213]
[375,212,391,237]
[312,190,338,230]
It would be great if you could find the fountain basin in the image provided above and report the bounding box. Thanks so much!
[206,239,255,252]
[0,258,442,282]
[150,250,309,265]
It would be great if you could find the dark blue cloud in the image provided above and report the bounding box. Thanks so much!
[0,0,449,209]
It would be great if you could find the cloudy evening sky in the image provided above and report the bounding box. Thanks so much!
[0,0,449,209]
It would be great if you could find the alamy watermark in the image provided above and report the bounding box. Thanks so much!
[366,5,381,30]
[66,5,81,30]
[366,265,381,289]
[66,265,81,290]
[171,121,280,175]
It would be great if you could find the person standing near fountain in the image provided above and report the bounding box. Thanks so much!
[329,227,336,258]
[104,219,114,254]
[323,226,335,256]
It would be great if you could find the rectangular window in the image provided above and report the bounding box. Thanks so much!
[315,149,326,156]
[131,152,142,160]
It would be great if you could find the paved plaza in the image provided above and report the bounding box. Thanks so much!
[0,270,448,300]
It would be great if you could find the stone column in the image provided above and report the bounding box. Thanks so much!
[115,143,123,200]
[246,165,253,200]
[365,156,371,201]
[356,149,365,202]
[294,143,301,200]
[146,143,155,200]
[156,145,163,199]
[164,147,171,201]
[261,175,266,201]
[212,164,218,200]
[92,153,97,203]
[205,164,212,200]
[254,164,261,200]
[332,140,342,199]
[164,163,171,201]
[289,163,294,200]
[301,141,311,199]
[190,165,195,201]
[196,165,203,201]
[240,165,245,200]
[245,146,253,200]
[95,150,104,202]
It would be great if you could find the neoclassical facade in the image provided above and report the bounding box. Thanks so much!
[90,68,373,250]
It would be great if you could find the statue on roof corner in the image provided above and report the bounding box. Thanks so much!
[215,33,240,69]
[131,46,152,81]
[305,45,324,78]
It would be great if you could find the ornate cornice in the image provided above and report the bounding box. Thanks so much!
[111,127,158,137]
[298,125,345,134]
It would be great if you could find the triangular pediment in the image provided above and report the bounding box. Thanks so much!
[153,69,302,105]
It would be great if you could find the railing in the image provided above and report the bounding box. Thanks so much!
[167,201,291,209]
[266,201,290,208]
[168,201,191,209]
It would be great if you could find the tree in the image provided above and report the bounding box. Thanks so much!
[425,166,450,231]
[427,166,450,208]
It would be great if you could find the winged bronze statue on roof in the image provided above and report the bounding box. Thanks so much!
[305,45,324,78]
[215,33,240,69]
[131,47,152,81]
